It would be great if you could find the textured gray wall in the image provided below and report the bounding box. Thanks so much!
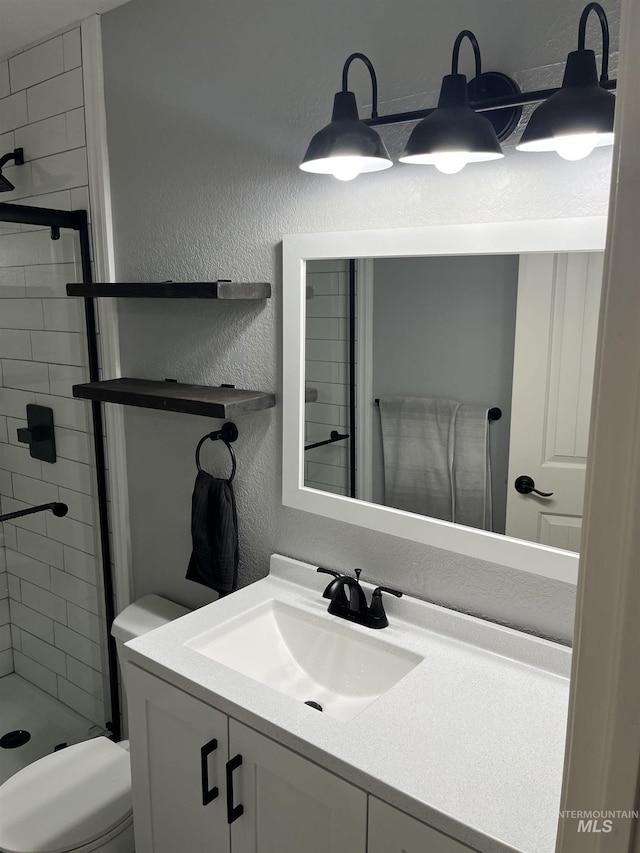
[100,0,619,643]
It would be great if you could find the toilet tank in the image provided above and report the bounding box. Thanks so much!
[111,594,190,675]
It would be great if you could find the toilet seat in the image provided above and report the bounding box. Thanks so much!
[0,737,132,853]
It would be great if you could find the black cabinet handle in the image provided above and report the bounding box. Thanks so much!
[514,475,554,498]
[226,754,244,824]
[200,738,219,805]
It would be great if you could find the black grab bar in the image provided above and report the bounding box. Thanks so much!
[0,502,68,524]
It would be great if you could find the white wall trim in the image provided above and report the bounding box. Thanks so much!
[283,217,607,585]
[81,15,132,611]
[557,0,640,846]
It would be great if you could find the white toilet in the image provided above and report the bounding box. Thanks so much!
[0,595,189,853]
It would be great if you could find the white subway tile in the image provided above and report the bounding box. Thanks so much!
[10,624,21,649]
[1,523,17,550]
[0,416,7,443]
[0,649,14,676]
[66,108,85,149]
[1,359,49,392]
[21,580,66,623]
[0,387,35,418]
[0,598,10,625]
[10,37,64,92]
[11,472,58,506]
[21,629,67,675]
[46,514,96,555]
[42,297,84,332]
[24,263,79,297]
[0,551,6,571]
[42,456,92,495]
[63,546,98,584]
[31,330,85,366]
[0,569,7,596]
[16,527,64,569]
[66,655,103,698]
[48,364,87,397]
[70,186,89,212]
[0,297,44,329]
[63,30,82,72]
[54,427,92,464]
[0,62,9,98]
[0,229,76,268]
[6,548,51,589]
[15,113,68,160]
[0,498,47,534]
[27,67,83,123]
[35,393,88,432]
[58,676,104,725]
[58,488,95,526]
[51,568,98,613]
[14,649,58,695]
[10,599,54,642]
[0,91,28,134]
[67,602,100,643]
[18,190,72,214]
[31,148,88,196]
[54,623,102,670]
[0,443,42,479]
[0,624,12,651]
[7,574,21,601]
[0,265,26,297]
[0,329,32,360]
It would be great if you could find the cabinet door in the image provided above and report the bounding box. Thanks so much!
[229,719,366,853]
[368,797,478,853]
[127,664,230,853]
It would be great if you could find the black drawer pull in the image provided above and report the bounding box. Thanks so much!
[226,754,244,824]
[200,738,219,805]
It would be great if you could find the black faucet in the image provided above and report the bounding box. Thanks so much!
[316,567,403,629]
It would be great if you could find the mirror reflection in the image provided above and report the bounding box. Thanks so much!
[304,252,604,552]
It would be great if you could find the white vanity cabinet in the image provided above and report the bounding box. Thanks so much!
[127,664,367,853]
[368,797,478,853]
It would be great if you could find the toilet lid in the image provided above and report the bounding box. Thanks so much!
[0,737,132,853]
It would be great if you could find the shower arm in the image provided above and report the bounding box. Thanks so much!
[0,502,68,524]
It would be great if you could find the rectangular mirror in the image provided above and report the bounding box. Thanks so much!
[283,218,607,584]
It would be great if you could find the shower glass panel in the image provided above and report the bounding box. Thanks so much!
[0,206,111,782]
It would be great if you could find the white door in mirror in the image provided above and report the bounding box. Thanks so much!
[505,252,604,550]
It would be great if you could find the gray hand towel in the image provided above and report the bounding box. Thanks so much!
[186,470,239,595]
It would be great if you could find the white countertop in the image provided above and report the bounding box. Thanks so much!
[126,554,571,853]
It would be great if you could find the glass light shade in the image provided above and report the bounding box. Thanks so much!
[399,74,504,173]
[516,50,615,158]
[300,91,393,180]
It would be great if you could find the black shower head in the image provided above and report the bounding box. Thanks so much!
[0,148,24,193]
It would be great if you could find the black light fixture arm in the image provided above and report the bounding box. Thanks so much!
[0,148,24,170]
[578,2,610,83]
[342,52,380,119]
[451,30,482,78]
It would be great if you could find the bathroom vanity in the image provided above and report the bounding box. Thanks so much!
[124,555,570,853]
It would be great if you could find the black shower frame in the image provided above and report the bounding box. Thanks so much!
[0,202,120,741]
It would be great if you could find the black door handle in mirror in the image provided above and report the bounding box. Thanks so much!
[200,737,219,805]
[514,475,554,498]
[226,754,244,824]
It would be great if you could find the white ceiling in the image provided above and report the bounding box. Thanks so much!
[0,0,131,59]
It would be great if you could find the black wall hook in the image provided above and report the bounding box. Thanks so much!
[195,422,239,482]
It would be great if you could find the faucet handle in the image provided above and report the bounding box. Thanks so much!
[369,585,403,629]
[316,567,341,580]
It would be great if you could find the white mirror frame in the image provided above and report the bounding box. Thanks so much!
[282,216,607,585]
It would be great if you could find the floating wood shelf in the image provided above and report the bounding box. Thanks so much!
[73,378,276,419]
[66,281,271,299]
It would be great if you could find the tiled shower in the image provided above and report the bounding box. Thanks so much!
[0,27,110,773]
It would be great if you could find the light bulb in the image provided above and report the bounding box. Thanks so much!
[329,158,362,181]
[431,152,469,174]
[555,133,597,161]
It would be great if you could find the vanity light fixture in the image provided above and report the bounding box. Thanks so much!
[299,53,392,181]
[399,31,508,174]
[300,3,615,178]
[516,2,615,160]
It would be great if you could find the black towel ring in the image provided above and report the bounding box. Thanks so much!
[195,422,239,483]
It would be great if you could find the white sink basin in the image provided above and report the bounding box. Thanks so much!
[185,600,422,721]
